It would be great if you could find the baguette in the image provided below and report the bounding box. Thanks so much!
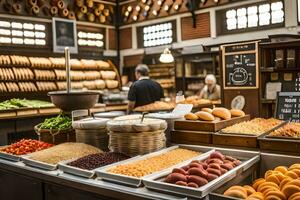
[195,111,215,121]
[212,107,231,120]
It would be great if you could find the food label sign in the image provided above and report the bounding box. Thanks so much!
[222,41,259,89]
[276,92,300,122]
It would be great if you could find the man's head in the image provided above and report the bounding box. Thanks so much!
[205,74,217,87]
[135,64,149,80]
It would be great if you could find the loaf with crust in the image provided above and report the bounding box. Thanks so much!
[212,107,231,120]
[195,111,215,121]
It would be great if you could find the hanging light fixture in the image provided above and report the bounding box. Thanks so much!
[159,48,174,63]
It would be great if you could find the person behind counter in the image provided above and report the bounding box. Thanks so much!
[127,64,164,114]
[199,74,221,100]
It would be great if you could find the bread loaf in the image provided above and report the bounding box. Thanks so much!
[230,109,245,117]
[184,113,198,121]
[201,108,213,114]
[212,107,231,120]
[195,111,215,121]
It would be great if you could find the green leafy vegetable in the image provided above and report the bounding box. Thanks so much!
[40,114,72,130]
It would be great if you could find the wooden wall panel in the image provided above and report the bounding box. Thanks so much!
[120,27,132,50]
[181,12,211,41]
[123,54,144,67]
[109,28,116,50]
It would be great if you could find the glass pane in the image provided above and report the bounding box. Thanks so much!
[0,21,10,28]
[238,16,247,29]
[226,10,236,18]
[0,29,11,36]
[299,0,300,22]
[272,10,284,23]
[259,4,270,13]
[247,6,257,15]
[271,2,283,11]
[248,14,258,27]
[259,13,271,25]
[237,8,246,16]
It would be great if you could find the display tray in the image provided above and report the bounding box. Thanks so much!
[171,130,212,145]
[213,121,286,148]
[210,152,300,200]
[174,115,250,132]
[0,151,22,162]
[143,146,260,199]
[95,145,214,187]
[258,135,300,153]
[58,156,138,179]
[58,159,95,179]
[22,156,57,171]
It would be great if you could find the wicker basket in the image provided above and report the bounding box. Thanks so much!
[75,128,109,151]
[34,123,76,145]
[108,130,166,157]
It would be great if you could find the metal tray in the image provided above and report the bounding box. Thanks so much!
[58,159,95,179]
[95,145,214,187]
[142,146,260,199]
[58,156,138,179]
[0,151,21,162]
[22,156,57,171]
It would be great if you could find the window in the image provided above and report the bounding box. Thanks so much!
[224,1,284,31]
[0,20,46,46]
[142,22,173,47]
[77,31,104,48]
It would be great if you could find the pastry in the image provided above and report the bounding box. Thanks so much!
[195,111,215,121]
[184,113,198,120]
[201,108,213,114]
[212,107,231,120]
[230,109,245,117]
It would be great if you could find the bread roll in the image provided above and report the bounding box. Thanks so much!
[201,108,213,114]
[184,113,198,121]
[230,109,245,117]
[212,107,231,120]
[195,111,215,121]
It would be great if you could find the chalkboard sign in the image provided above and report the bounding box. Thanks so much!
[276,92,300,122]
[222,41,259,89]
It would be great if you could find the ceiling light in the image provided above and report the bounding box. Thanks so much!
[174,4,179,10]
[159,48,174,63]
[127,6,132,12]
[136,5,141,12]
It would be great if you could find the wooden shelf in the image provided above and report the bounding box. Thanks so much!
[260,67,300,72]
[261,99,276,104]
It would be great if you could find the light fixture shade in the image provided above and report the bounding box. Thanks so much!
[159,48,174,63]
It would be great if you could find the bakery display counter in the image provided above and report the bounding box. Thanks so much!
[210,153,300,200]
[0,144,262,200]
[258,122,300,154]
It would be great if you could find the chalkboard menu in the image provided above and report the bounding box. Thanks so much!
[276,92,300,122]
[222,41,259,89]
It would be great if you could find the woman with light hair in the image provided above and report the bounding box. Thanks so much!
[199,74,221,100]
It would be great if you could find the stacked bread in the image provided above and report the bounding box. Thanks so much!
[0,55,11,65]
[29,57,52,68]
[80,59,98,69]
[224,163,300,200]
[6,82,19,92]
[34,70,56,80]
[36,82,57,91]
[49,57,65,68]
[10,55,30,66]
[13,68,34,80]
[0,83,7,92]
[101,71,116,80]
[96,60,111,69]
[0,68,15,80]
[185,107,245,122]
[18,82,37,92]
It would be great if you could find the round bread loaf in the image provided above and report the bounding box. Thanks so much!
[184,113,198,120]
[230,109,245,117]
[201,108,213,114]
[212,107,231,120]
[195,111,215,121]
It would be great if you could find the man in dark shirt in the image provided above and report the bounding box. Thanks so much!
[127,64,164,113]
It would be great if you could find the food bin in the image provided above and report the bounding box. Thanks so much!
[34,124,75,145]
[143,145,260,199]
[72,110,110,150]
[146,113,183,146]
[95,145,213,187]
[210,153,300,200]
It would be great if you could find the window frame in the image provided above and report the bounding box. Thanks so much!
[136,20,177,49]
[216,0,285,36]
